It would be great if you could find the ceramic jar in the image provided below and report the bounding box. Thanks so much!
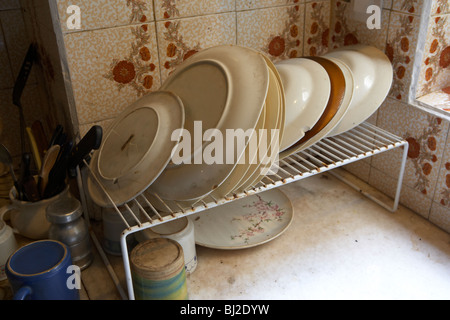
[0,220,17,281]
[0,186,70,240]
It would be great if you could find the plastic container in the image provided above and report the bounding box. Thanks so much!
[130,238,188,300]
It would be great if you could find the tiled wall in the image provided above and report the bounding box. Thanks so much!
[15,0,450,233]
[338,0,450,233]
[52,0,332,136]
[415,0,450,112]
[0,0,51,164]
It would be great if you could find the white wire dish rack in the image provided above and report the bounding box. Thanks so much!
[84,121,409,300]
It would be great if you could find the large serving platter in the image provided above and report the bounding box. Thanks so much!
[149,45,269,201]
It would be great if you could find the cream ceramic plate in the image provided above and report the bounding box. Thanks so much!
[324,45,393,136]
[207,103,267,201]
[275,58,330,152]
[191,189,293,250]
[234,58,284,193]
[87,91,185,207]
[148,104,268,213]
[279,57,353,159]
[149,45,268,201]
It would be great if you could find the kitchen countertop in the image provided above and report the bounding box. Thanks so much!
[2,169,450,300]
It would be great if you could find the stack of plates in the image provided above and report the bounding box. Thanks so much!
[87,44,392,210]
[88,45,285,208]
[277,44,393,159]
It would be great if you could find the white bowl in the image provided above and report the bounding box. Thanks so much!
[324,45,393,136]
[275,58,331,152]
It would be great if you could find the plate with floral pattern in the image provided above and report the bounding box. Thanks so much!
[190,189,293,250]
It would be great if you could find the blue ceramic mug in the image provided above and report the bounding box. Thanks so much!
[6,240,80,300]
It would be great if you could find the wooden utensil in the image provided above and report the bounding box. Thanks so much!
[31,120,48,159]
[38,144,60,197]
[26,127,42,171]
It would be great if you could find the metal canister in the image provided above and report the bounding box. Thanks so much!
[130,238,188,300]
[46,197,93,270]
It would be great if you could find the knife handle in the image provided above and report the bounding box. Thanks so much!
[68,125,102,177]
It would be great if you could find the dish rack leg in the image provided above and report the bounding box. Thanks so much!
[328,141,409,213]
[121,230,135,300]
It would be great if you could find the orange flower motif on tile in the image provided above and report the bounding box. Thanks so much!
[386,14,415,101]
[139,47,151,61]
[332,2,359,49]
[406,137,420,159]
[419,16,448,96]
[264,6,302,59]
[404,116,442,195]
[160,0,179,19]
[440,163,450,207]
[305,2,330,57]
[183,50,198,61]
[440,46,450,68]
[344,33,358,46]
[167,43,177,58]
[397,65,406,79]
[401,37,409,52]
[430,39,439,53]
[268,36,286,57]
[112,60,136,84]
[104,1,158,96]
[143,75,154,89]
[385,44,394,62]
[162,20,201,72]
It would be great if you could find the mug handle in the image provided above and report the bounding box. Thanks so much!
[0,204,15,222]
[13,286,33,300]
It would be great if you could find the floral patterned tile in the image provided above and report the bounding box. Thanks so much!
[385,11,421,102]
[304,1,330,56]
[432,137,450,207]
[63,22,161,125]
[429,201,450,233]
[417,89,450,111]
[157,12,236,82]
[330,0,390,51]
[369,166,433,219]
[372,97,449,199]
[431,0,450,15]
[154,0,235,20]
[236,0,303,11]
[415,13,450,98]
[57,0,154,33]
[237,4,304,62]
[391,0,424,15]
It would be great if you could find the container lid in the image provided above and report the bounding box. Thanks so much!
[130,238,184,280]
[46,197,82,224]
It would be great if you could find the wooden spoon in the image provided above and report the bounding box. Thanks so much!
[38,145,60,197]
